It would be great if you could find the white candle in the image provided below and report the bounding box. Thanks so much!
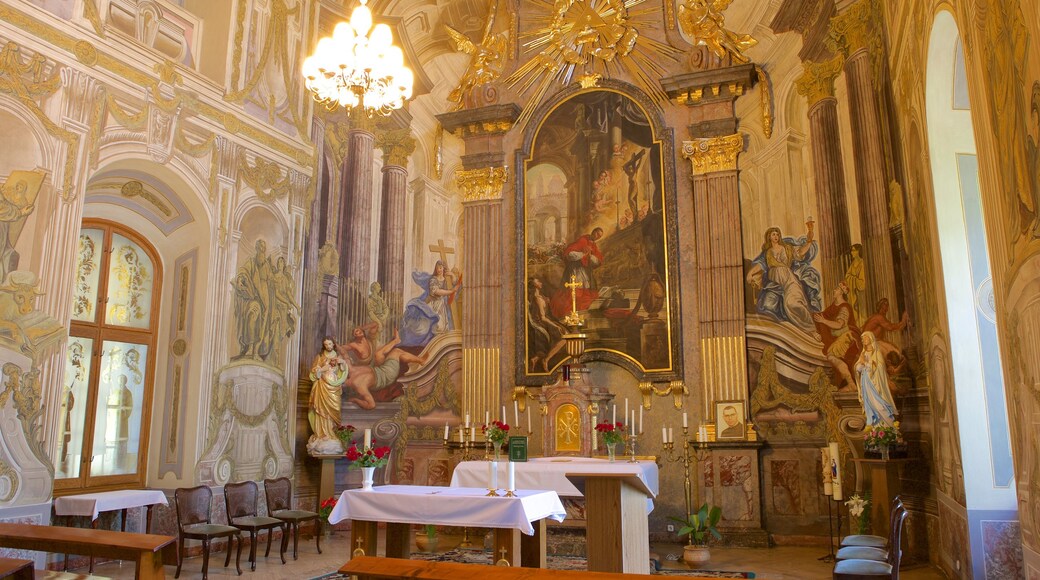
[668,428,674,444]
[631,410,635,433]
[471,428,476,443]
[513,401,519,427]
[465,414,470,427]
[501,405,507,424]
[488,460,497,489]
[363,429,371,449]
[527,409,532,434]
[625,399,629,424]
[639,405,643,434]
[828,442,843,501]
[591,416,597,451]
[701,426,707,441]
[507,461,515,491]
[682,412,688,428]
[459,429,464,443]
[612,405,616,425]
[444,423,450,441]
[485,411,490,426]
[661,427,667,444]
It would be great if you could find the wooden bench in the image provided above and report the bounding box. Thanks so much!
[340,556,726,579]
[0,557,32,580]
[0,524,176,579]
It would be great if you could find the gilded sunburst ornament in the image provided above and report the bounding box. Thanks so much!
[506,0,682,126]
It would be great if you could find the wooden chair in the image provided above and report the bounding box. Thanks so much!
[833,508,909,579]
[174,485,242,580]
[224,481,286,571]
[263,477,322,560]
[835,504,907,562]
[840,496,903,549]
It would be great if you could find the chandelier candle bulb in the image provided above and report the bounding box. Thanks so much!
[363,429,371,449]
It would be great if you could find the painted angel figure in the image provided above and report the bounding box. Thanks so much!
[677,0,758,64]
[445,0,508,110]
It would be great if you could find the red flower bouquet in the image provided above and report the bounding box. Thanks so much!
[318,496,337,522]
[482,420,510,446]
[345,441,392,468]
[595,421,626,446]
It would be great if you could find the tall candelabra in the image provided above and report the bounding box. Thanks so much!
[661,426,711,545]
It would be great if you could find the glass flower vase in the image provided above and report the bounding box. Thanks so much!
[607,442,617,463]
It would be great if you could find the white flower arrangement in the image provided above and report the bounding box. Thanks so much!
[845,494,870,534]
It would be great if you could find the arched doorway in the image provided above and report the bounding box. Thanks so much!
[925,10,1018,577]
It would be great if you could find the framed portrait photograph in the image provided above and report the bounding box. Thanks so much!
[715,401,746,441]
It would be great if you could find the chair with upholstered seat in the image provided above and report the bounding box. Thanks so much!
[224,481,287,571]
[174,485,242,580]
[840,496,903,550]
[263,477,322,560]
[833,508,909,579]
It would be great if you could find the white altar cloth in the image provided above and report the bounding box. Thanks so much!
[327,485,565,535]
[450,457,659,512]
[53,489,169,521]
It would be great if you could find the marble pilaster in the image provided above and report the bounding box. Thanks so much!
[796,56,852,292]
[829,0,900,309]
[436,103,518,423]
[682,135,751,410]
[337,126,376,334]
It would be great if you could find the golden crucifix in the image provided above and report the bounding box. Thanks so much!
[562,275,585,328]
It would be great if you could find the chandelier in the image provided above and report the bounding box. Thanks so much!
[302,0,414,116]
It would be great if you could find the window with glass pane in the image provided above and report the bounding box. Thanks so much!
[57,221,160,493]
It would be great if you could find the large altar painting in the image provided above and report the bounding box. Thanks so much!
[519,89,678,381]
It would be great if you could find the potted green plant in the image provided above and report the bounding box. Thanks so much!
[669,503,722,565]
[415,524,438,553]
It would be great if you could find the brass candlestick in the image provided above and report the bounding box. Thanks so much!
[626,432,640,463]
[443,425,481,461]
[662,426,710,546]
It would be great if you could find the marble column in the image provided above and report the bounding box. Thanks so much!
[337,122,375,333]
[829,0,899,309]
[796,55,852,293]
[682,135,751,410]
[375,128,416,342]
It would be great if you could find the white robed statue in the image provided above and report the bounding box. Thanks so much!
[854,331,897,427]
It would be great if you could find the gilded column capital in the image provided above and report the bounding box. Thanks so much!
[375,127,416,167]
[681,134,745,175]
[827,0,882,60]
[795,55,845,106]
[456,166,509,203]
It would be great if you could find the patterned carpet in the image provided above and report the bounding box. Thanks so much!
[311,548,755,578]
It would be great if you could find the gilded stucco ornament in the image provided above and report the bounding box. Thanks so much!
[445,0,508,111]
[681,134,744,175]
[677,0,758,64]
[504,0,682,127]
[374,127,416,167]
[826,0,884,88]
[456,166,508,203]
[794,55,845,106]
[240,155,292,202]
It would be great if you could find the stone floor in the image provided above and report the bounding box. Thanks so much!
[86,531,948,579]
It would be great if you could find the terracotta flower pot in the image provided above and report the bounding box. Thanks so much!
[415,531,439,553]
[682,544,710,566]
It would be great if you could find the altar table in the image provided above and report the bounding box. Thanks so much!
[328,485,566,568]
[450,457,659,512]
[53,489,169,573]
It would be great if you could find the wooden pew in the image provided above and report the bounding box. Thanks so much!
[0,557,33,580]
[340,556,726,579]
[0,524,175,580]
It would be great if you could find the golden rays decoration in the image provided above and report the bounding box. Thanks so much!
[505,0,682,128]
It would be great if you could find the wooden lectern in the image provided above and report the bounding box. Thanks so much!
[566,472,654,574]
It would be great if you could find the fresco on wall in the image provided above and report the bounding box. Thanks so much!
[231,239,297,367]
[519,89,679,381]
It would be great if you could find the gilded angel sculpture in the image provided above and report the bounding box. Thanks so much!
[445,0,508,110]
[678,0,758,64]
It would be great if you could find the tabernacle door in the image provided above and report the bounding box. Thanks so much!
[566,472,654,574]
